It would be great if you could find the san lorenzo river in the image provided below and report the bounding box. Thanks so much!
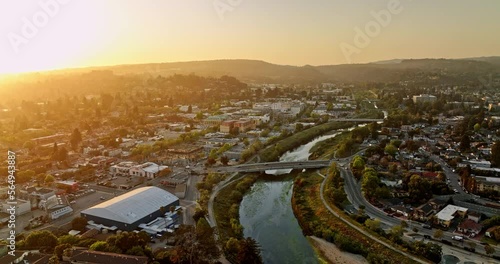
[239,133,341,264]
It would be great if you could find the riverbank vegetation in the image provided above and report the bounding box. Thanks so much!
[310,124,377,160]
[196,172,226,210]
[212,174,263,264]
[259,121,354,162]
[292,169,422,264]
[323,163,347,208]
[309,132,349,159]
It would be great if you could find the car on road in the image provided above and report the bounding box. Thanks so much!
[451,235,463,241]
[100,196,106,200]
[422,224,432,229]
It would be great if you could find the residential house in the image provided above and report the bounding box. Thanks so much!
[105,148,123,157]
[467,211,481,223]
[485,226,500,239]
[83,145,105,155]
[0,251,52,264]
[312,105,327,115]
[88,156,116,168]
[390,205,412,218]
[412,203,434,222]
[457,219,482,236]
[166,145,203,160]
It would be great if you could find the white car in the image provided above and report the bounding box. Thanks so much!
[451,236,463,241]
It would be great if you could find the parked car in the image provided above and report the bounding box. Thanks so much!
[451,236,463,241]
[441,239,452,245]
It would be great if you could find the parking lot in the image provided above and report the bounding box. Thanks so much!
[69,188,120,212]
[0,163,204,242]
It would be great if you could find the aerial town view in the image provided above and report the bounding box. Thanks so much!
[1,1,500,263]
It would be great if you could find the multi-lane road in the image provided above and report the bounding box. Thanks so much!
[318,169,429,264]
[338,155,500,258]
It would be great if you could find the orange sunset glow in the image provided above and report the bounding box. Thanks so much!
[1,2,500,264]
[1,0,499,74]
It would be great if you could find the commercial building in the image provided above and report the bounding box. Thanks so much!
[42,194,73,220]
[110,162,169,179]
[129,162,169,179]
[1,199,31,216]
[475,176,500,192]
[220,120,237,133]
[234,119,255,132]
[202,115,229,127]
[435,204,468,227]
[412,94,437,104]
[81,187,179,231]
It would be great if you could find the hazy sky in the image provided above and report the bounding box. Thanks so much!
[1,0,499,74]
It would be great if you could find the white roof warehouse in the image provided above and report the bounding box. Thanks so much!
[81,187,179,231]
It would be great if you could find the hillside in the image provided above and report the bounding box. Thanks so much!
[5,57,500,85]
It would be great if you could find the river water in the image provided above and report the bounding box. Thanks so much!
[239,132,342,264]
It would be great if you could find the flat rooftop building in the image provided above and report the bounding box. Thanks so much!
[81,187,179,231]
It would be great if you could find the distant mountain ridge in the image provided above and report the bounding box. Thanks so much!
[28,56,500,84]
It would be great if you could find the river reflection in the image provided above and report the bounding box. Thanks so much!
[239,180,318,264]
[239,132,344,264]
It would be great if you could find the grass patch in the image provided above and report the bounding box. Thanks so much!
[481,236,499,246]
